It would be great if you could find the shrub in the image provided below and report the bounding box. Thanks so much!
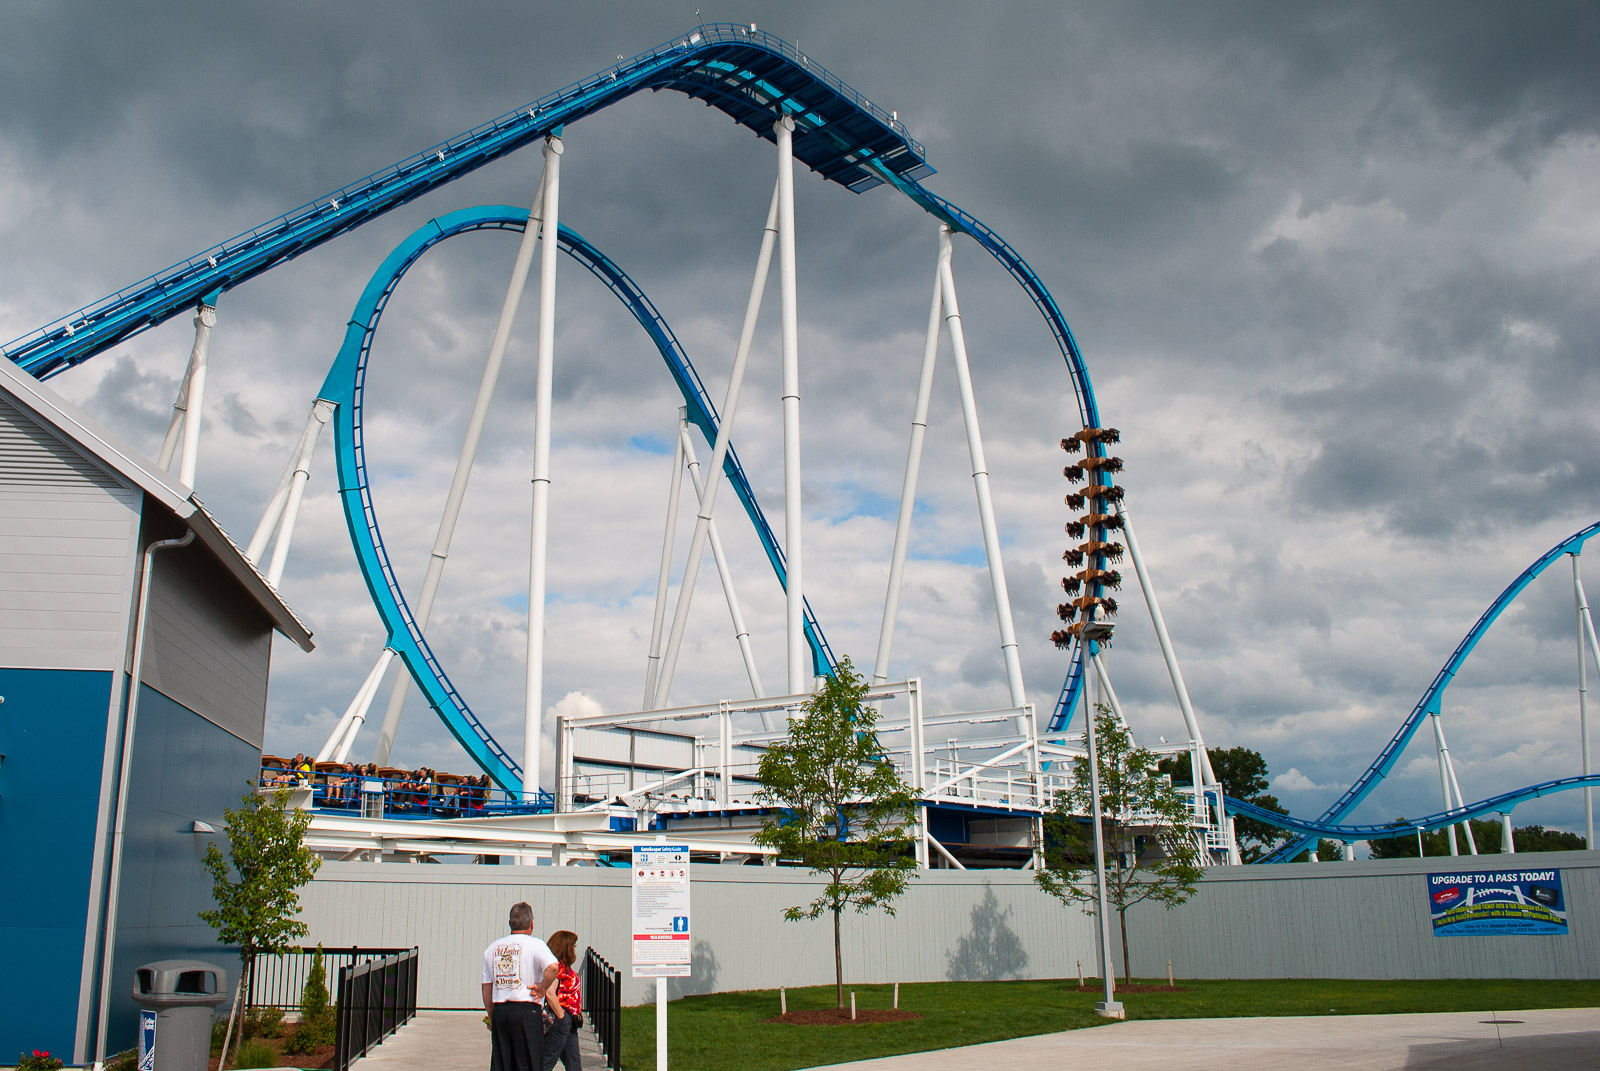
[105,1051,136,1071]
[232,1038,279,1068]
[281,1017,334,1055]
[16,1051,65,1071]
[247,1005,286,1039]
[301,945,330,1024]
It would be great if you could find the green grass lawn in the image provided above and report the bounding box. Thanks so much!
[619,977,1600,1071]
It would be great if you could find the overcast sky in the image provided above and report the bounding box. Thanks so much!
[4,1,1597,844]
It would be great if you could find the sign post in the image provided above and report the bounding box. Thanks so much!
[632,842,690,1071]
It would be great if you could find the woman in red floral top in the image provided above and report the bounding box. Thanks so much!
[542,930,583,1071]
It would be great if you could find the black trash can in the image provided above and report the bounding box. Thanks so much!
[131,960,228,1071]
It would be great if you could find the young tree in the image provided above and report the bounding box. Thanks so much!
[199,785,322,1068]
[752,658,918,1010]
[1157,745,1289,861]
[1036,705,1203,983]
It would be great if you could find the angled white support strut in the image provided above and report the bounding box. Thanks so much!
[874,259,943,684]
[158,303,217,485]
[370,164,552,767]
[524,134,563,801]
[265,400,335,588]
[937,225,1026,708]
[643,422,688,708]
[653,179,780,709]
[679,418,765,702]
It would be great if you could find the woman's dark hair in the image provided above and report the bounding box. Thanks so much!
[547,929,578,967]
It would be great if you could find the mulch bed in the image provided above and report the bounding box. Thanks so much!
[764,1009,923,1025]
[1074,983,1189,993]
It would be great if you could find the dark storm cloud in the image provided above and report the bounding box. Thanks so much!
[5,0,1596,836]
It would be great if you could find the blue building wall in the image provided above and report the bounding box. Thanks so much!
[0,667,115,1063]
[103,684,262,1055]
[0,670,261,1061]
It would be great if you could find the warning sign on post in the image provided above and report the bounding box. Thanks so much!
[632,844,691,977]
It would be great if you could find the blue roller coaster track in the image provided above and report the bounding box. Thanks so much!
[1255,520,1600,859]
[7,23,1580,845]
[3,23,1104,782]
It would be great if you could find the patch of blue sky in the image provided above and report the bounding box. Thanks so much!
[911,543,988,567]
[823,484,903,523]
[498,592,530,611]
[628,433,674,455]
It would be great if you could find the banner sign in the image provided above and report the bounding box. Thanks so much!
[632,844,691,977]
[1427,868,1567,936]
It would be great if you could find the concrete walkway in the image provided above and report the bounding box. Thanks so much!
[808,1008,1600,1071]
[346,1010,609,1070]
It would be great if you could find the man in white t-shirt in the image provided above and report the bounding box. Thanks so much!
[480,901,560,1071]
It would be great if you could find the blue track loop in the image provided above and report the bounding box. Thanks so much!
[319,206,833,795]
[1262,520,1600,861]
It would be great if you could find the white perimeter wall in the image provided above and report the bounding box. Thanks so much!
[296,850,1600,1009]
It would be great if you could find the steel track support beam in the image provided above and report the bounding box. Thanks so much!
[371,167,551,767]
[653,179,780,708]
[1113,500,1217,787]
[316,648,397,764]
[680,420,766,706]
[776,115,807,696]
[1576,553,1596,848]
[524,134,563,802]
[265,399,335,588]
[157,304,217,483]
[247,400,329,563]
[937,225,1026,708]
[643,416,688,707]
[874,258,942,683]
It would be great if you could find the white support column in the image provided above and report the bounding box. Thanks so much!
[1576,553,1596,848]
[158,358,196,471]
[1501,812,1516,853]
[1430,712,1460,856]
[266,399,334,587]
[316,648,397,763]
[524,134,563,802]
[681,423,765,700]
[246,402,327,564]
[937,225,1025,707]
[1114,500,1217,787]
[874,262,943,683]
[375,166,551,767]
[653,181,780,709]
[1441,735,1477,854]
[643,421,688,707]
[177,304,217,487]
[775,115,807,696]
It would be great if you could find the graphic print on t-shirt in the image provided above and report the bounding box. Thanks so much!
[493,943,524,989]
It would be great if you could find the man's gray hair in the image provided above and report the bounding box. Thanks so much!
[509,901,534,931]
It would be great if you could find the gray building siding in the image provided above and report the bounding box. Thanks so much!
[296,852,1599,1010]
[140,517,273,748]
[0,393,142,672]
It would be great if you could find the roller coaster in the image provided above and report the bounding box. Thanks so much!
[6,24,1595,862]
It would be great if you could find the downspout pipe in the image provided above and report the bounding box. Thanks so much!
[93,529,195,1068]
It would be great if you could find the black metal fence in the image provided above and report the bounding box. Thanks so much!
[583,947,622,1071]
[246,946,414,1010]
[333,948,419,1071]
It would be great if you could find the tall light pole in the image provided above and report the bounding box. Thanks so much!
[1081,620,1124,1019]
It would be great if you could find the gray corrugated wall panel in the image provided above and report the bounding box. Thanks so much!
[297,853,1599,1008]
[297,865,1098,1009]
[0,485,140,673]
[142,536,272,747]
[1126,852,1600,980]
